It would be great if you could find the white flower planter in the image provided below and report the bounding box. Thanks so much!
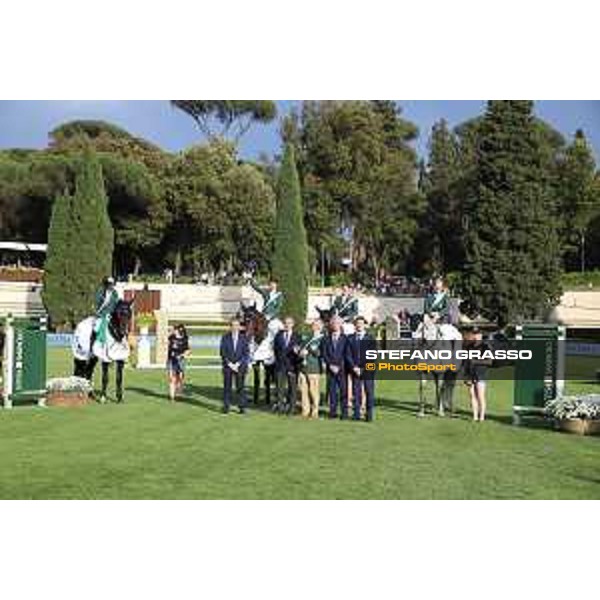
[137,327,151,368]
[556,418,600,436]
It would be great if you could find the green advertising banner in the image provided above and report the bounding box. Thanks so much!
[513,324,565,424]
[2,316,47,407]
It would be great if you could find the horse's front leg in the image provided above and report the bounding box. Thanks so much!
[100,362,110,403]
[86,355,98,382]
[441,370,457,416]
[417,374,427,417]
[264,363,273,405]
[434,373,444,417]
[116,360,124,403]
[253,362,261,404]
[73,359,86,379]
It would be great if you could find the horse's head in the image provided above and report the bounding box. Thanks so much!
[413,313,442,343]
[238,302,266,341]
[409,312,423,332]
[109,299,134,341]
[239,302,258,330]
[316,306,334,325]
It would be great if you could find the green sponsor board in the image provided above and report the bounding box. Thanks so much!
[513,324,565,424]
[2,315,47,408]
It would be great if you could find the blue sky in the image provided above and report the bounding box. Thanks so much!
[0,100,599,161]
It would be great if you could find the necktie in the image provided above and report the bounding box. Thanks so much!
[232,334,237,352]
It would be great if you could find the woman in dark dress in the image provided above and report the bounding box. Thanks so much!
[167,324,190,402]
[463,327,491,422]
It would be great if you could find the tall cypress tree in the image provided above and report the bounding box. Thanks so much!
[42,150,114,328]
[71,150,114,324]
[460,101,562,326]
[272,143,309,324]
[42,190,74,327]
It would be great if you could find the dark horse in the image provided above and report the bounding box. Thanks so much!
[238,302,275,405]
[315,306,336,328]
[72,299,133,403]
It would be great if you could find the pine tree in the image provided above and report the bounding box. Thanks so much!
[558,129,599,272]
[423,119,462,273]
[42,190,74,327]
[42,150,114,328]
[272,143,309,324]
[460,101,563,326]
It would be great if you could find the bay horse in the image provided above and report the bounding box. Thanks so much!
[72,299,133,403]
[238,302,281,405]
[315,305,355,335]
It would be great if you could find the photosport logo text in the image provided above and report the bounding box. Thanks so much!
[359,341,543,381]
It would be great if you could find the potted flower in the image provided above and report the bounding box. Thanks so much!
[46,377,93,407]
[135,312,155,368]
[545,395,600,436]
[136,311,156,335]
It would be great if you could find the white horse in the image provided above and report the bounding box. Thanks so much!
[72,299,133,403]
[413,317,463,417]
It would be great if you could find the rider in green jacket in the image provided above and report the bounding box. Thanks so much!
[250,278,283,321]
[94,276,120,344]
[332,284,359,322]
[424,277,450,323]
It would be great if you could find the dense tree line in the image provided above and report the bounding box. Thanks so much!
[0,119,274,278]
[284,100,424,284]
[1,100,599,327]
[419,104,600,322]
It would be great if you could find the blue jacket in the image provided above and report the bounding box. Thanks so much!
[220,332,251,371]
[346,332,376,371]
[273,330,302,373]
[321,333,348,370]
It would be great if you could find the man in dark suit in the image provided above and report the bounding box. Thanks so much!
[273,316,302,414]
[219,318,251,414]
[322,316,349,419]
[346,316,376,421]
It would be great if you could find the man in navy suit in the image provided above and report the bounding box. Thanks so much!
[346,316,376,421]
[273,316,302,414]
[322,316,349,419]
[220,317,251,414]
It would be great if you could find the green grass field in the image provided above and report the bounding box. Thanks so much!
[0,348,598,499]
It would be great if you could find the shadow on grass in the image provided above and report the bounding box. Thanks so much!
[376,395,521,426]
[127,383,278,415]
[127,384,553,430]
[570,474,600,486]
